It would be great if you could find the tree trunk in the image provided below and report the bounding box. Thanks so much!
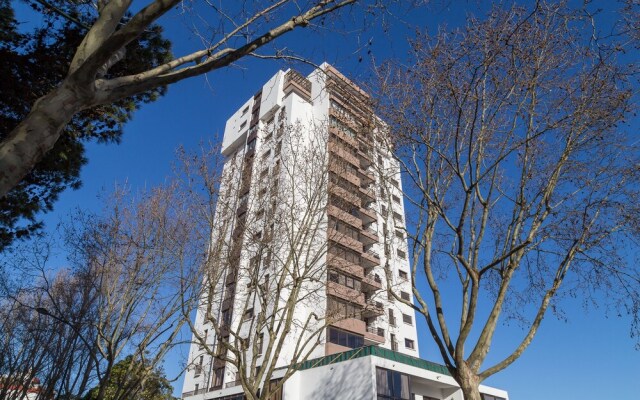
[0,84,84,198]
[456,364,482,400]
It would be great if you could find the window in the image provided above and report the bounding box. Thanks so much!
[327,271,361,291]
[345,275,355,289]
[481,395,506,400]
[404,338,415,349]
[390,333,398,351]
[329,217,359,241]
[330,116,356,139]
[376,367,410,400]
[239,120,247,131]
[400,291,410,301]
[327,327,364,349]
[215,336,228,356]
[194,355,204,376]
[212,367,225,389]
[395,230,403,239]
[392,195,401,204]
[328,296,362,319]
[221,309,232,327]
[396,249,406,259]
[388,309,396,326]
[329,173,359,195]
[399,270,408,280]
[329,243,361,264]
[393,212,403,223]
[257,333,264,355]
[241,105,250,115]
[247,138,256,152]
[244,308,254,320]
[402,314,413,325]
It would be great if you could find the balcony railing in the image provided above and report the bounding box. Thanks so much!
[366,325,385,337]
[367,299,384,310]
[366,249,380,260]
[182,387,207,398]
[283,70,312,101]
[368,273,382,284]
[225,379,241,388]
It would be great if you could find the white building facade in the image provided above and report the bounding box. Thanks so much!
[181,64,508,400]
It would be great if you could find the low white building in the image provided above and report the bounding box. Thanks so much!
[184,345,508,400]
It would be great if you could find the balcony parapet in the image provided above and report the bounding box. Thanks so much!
[283,70,312,102]
[362,273,383,292]
[364,325,386,344]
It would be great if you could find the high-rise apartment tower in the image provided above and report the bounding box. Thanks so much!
[181,64,508,400]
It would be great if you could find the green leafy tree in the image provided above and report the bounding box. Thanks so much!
[84,355,177,400]
[0,0,171,250]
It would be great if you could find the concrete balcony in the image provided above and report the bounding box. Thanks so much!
[331,317,366,336]
[329,184,361,207]
[362,299,385,318]
[327,205,362,229]
[327,281,365,306]
[360,226,379,245]
[359,185,376,202]
[362,273,383,292]
[283,70,312,102]
[359,204,377,224]
[329,125,358,148]
[361,249,380,267]
[325,342,352,356]
[329,140,360,167]
[327,254,364,278]
[329,106,363,132]
[358,148,373,168]
[358,167,375,183]
[328,228,363,253]
[364,325,386,344]
[329,161,361,187]
[224,379,242,389]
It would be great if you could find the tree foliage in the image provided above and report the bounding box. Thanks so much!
[0,0,171,250]
[84,355,177,400]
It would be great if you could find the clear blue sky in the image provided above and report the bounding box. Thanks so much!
[13,1,639,399]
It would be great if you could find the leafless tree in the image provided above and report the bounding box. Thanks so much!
[373,2,640,399]
[0,178,206,399]
[0,0,360,200]
[0,238,101,400]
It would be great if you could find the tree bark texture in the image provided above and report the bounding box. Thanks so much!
[0,84,83,197]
